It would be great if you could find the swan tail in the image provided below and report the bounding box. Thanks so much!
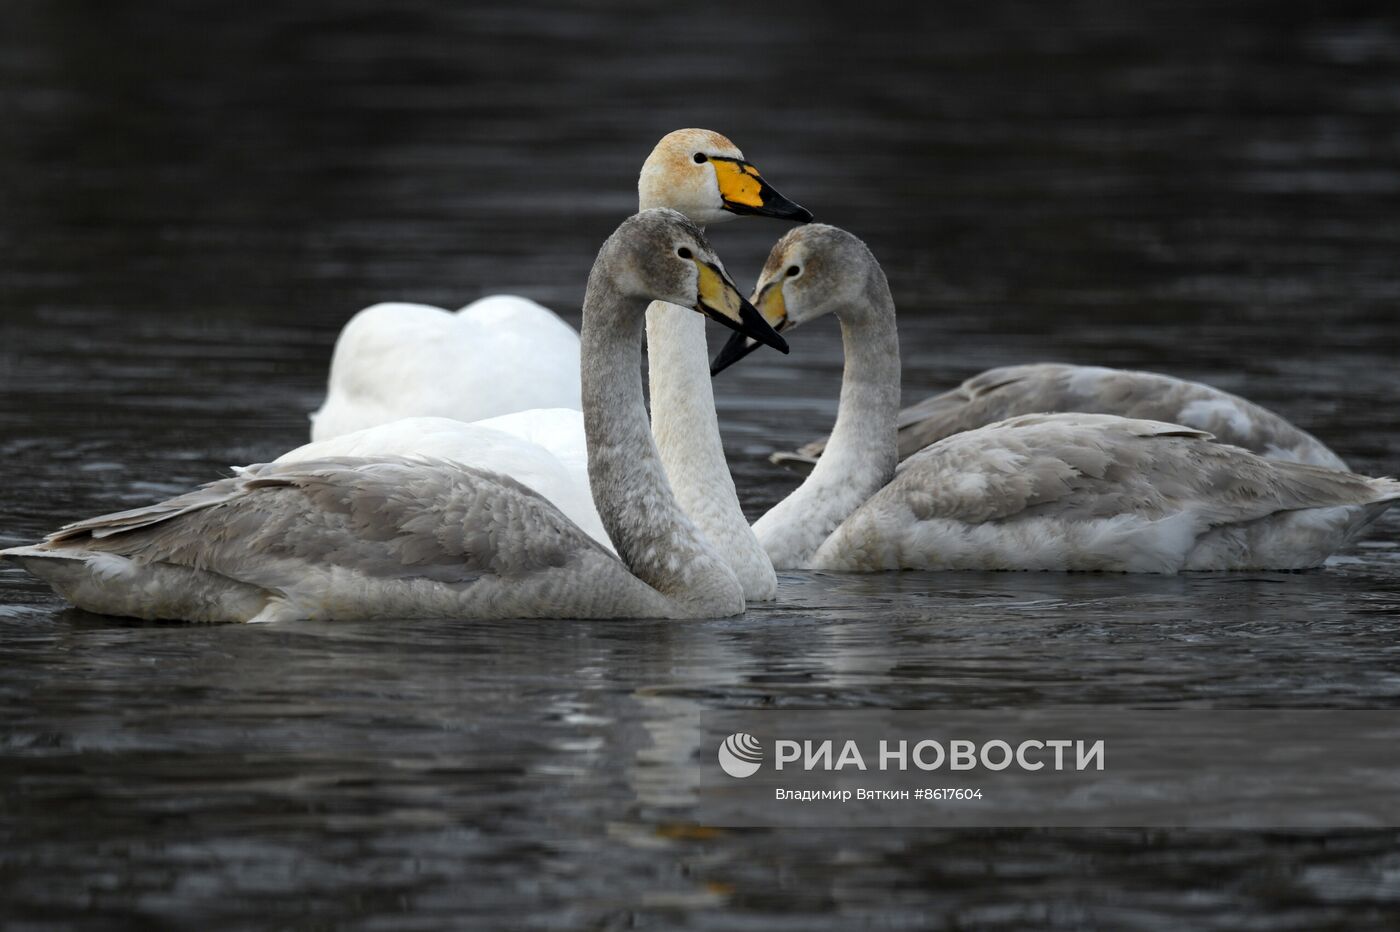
[1371,477,1400,503]
[767,451,818,474]
[44,472,254,544]
[1,545,274,623]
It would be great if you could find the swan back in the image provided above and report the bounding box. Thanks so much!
[274,414,609,550]
[9,457,654,622]
[311,297,581,441]
[813,413,1400,573]
[887,364,1348,471]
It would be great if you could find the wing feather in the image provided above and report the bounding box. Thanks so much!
[794,364,1346,470]
[813,413,1397,572]
[35,456,615,590]
[889,414,1381,528]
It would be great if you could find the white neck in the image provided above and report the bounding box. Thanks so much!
[581,274,744,617]
[646,304,778,599]
[641,223,778,601]
[635,198,778,598]
[753,275,901,568]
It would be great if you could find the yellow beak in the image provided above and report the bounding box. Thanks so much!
[709,157,814,222]
[755,279,788,329]
[710,278,789,376]
[692,259,789,353]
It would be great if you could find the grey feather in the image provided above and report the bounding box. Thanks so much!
[814,413,1398,573]
[790,364,1346,471]
[40,457,612,587]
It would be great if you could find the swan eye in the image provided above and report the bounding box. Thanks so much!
[677,247,693,259]
[786,265,801,277]
[693,152,707,164]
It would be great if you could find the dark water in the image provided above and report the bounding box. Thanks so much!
[4,1,1400,927]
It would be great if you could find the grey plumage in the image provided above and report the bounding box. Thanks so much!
[779,363,1345,472]
[813,413,1399,573]
[746,225,1396,573]
[50,458,593,582]
[8,457,669,621]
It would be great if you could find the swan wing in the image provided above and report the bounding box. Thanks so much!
[273,416,609,552]
[789,363,1345,470]
[8,457,661,621]
[813,413,1397,573]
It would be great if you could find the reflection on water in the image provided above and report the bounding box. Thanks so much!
[3,0,1400,927]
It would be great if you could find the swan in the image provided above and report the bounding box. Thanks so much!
[284,129,811,600]
[712,224,1399,572]
[311,294,582,440]
[1,210,790,621]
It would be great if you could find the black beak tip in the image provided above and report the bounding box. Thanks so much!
[736,300,788,354]
[722,191,814,224]
[760,195,813,224]
[710,330,763,376]
[760,180,813,224]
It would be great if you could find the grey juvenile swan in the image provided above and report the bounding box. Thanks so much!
[2,210,788,621]
[712,225,1398,572]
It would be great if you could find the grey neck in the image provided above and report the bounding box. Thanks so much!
[752,272,901,567]
[581,273,744,612]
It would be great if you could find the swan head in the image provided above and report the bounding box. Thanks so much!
[637,129,813,226]
[710,224,881,375]
[599,209,789,353]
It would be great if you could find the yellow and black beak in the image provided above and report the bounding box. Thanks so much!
[709,157,814,223]
[710,278,789,376]
[693,259,789,354]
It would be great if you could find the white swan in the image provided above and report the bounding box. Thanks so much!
[713,225,1399,573]
[311,295,582,440]
[1,210,790,621]
[286,129,810,600]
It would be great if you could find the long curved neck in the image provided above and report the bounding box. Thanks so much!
[634,192,777,601]
[645,304,777,599]
[753,273,901,568]
[582,273,743,615]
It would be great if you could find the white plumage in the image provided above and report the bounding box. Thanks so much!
[310,295,582,441]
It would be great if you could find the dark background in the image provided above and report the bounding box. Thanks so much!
[3,1,1400,928]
